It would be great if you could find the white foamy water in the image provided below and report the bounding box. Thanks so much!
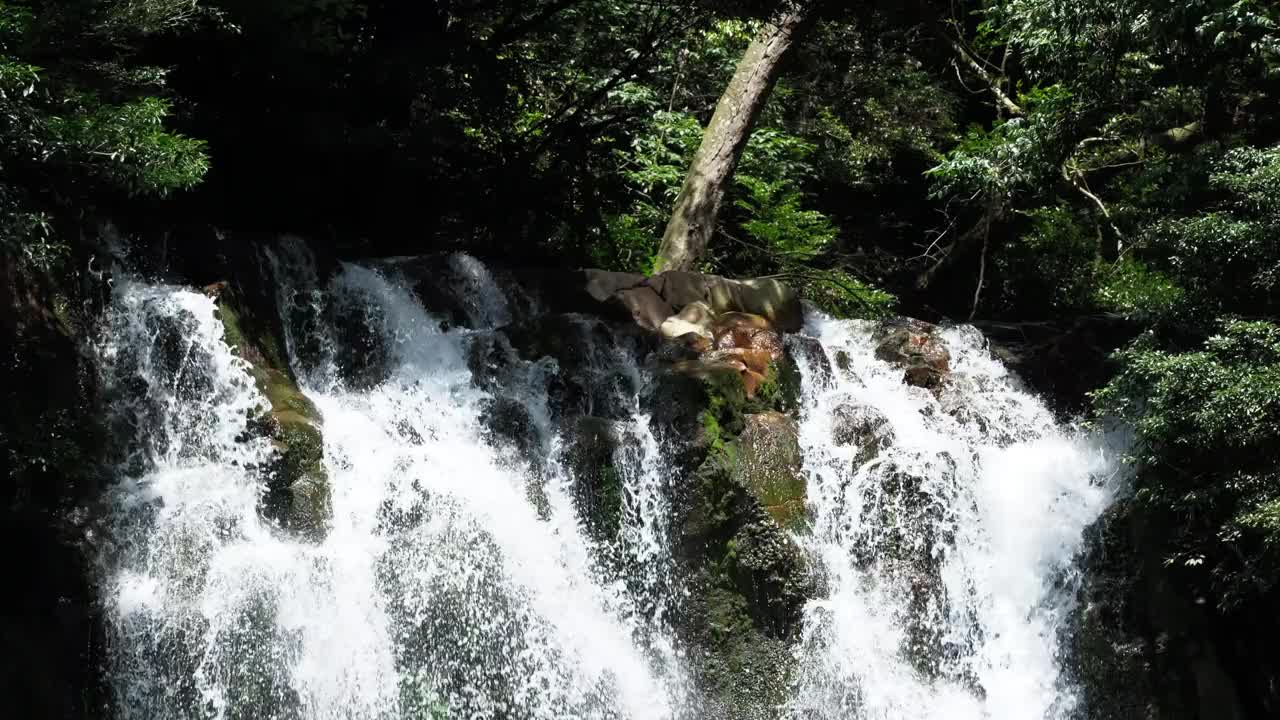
[100,254,684,720]
[97,245,1119,720]
[786,316,1119,720]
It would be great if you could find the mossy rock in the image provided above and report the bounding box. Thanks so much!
[671,439,813,718]
[683,581,796,720]
[216,291,330,540]
[266,419,331,541]
[562,416,626,542]
[644,329,816,719]
[735,412,807,533]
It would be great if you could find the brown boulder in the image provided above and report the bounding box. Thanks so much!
[644,270,709,307]
[711,312,784,360]
[874,320,950,389]
[707,277,803,332]
[611,285,672,332]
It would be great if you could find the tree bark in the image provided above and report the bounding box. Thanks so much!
[653,4,811,273]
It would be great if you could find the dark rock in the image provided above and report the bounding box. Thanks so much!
[787,335,833,389]
[874,319,951,389]
[561,416,627,541]
[1069,500,1270,720]
[585,269,647,302]
[494,313,649,421]
[376,255,468,327]
[324,282,392,389]
[507,268,636,323]
[479,396,540,457]
[831,402,891,463]
[640,369,721,473]
[974,313,1138,416]
[0,249,109,719]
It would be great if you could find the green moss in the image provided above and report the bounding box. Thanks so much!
[255,365,321,424]
[686,567,797,717]
[217,301,247,352]
[266,420,330,539]
[217,292,329,539]
[698,409,725,453]
[216,289,292,380]
[758,357,802,411]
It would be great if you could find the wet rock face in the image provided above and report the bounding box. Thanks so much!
[325,284,393,390]
[263,416,330,541]
[831,402,892,466]
[852,456,965,683]
[560,416,628,542]
[479,396,540,458]
[216,291,331,541]
[1069,501,1280,720]
[736,411,807,533]
[788,335,833,389]
[487,313,649,423]
[644,343,815,719]
[874,319,951,389]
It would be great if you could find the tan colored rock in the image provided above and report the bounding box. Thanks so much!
[645,271,709,307]
[659,301,715,342]
[612,285,672,331]
[707,277,803,332]
[712,311,772,333]
[703,347,773,376]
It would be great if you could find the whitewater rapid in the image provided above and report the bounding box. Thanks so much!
[95,245,1119,720]
[99,254,684,719]
[786,317,1119,719]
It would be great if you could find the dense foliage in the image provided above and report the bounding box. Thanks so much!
[0,0,209,268]
[3,0,1280,697]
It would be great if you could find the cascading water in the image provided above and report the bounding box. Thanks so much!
[785,315,1118,719]
[99,251,685,719]
[96,241,1119,720]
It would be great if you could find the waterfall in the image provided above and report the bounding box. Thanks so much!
[96,245,1118,720]
[99,253,684,719]
[785,315,1118,719]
